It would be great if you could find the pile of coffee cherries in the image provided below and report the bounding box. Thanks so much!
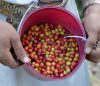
[21,23,79,78]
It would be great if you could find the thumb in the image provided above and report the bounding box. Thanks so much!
[11,35,31,63]
[85,32,98,54]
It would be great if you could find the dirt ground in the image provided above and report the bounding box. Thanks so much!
[88,62,100,86]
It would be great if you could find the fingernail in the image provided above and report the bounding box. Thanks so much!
[23,56,31,63]
[85,47,92,54]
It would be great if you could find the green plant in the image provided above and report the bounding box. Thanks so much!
[76,0,83,19]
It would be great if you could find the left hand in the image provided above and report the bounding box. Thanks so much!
[0,20,30,68]
[83,4,100,63]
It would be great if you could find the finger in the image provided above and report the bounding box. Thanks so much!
[1,51,20,68]
[11,35,30,63]
[86,47,100,63]
[85,31,98,54]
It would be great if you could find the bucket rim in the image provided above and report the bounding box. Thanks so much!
[18,6,86,80]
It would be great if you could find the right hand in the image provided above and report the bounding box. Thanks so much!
[0,20,30,68]
[83,4,100,63]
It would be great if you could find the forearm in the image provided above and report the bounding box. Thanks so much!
[82,0,100,15]
[82,0,100,10]
[82,1,100,63]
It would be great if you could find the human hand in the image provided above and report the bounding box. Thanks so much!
[83,4,100,63]
[0,20,30,68]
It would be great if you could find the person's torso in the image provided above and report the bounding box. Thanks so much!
[0,0,90,86]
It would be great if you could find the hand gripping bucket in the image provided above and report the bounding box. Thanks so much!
[18,6,86,80]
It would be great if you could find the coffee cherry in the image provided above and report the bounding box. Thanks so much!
[56,64,61,70]
[51,66,55,72]
[52,62,56,66]
[34,63,39,68]
[66,61,71,66]
[21,23,80,78]
[46,62,51,67]
[59,73,64,77]
[63,71,68,75]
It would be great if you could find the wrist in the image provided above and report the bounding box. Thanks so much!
[84,4,100,16]
[83,0,100,9]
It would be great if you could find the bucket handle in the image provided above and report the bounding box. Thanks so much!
[17,0,67,32]
[17,1,39,32]
[17,0,68,32]
[65,36,87,41]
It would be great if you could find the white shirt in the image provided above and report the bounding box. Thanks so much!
[0,0,90,86]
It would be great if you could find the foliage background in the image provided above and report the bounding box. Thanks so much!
[76,0,83,18]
